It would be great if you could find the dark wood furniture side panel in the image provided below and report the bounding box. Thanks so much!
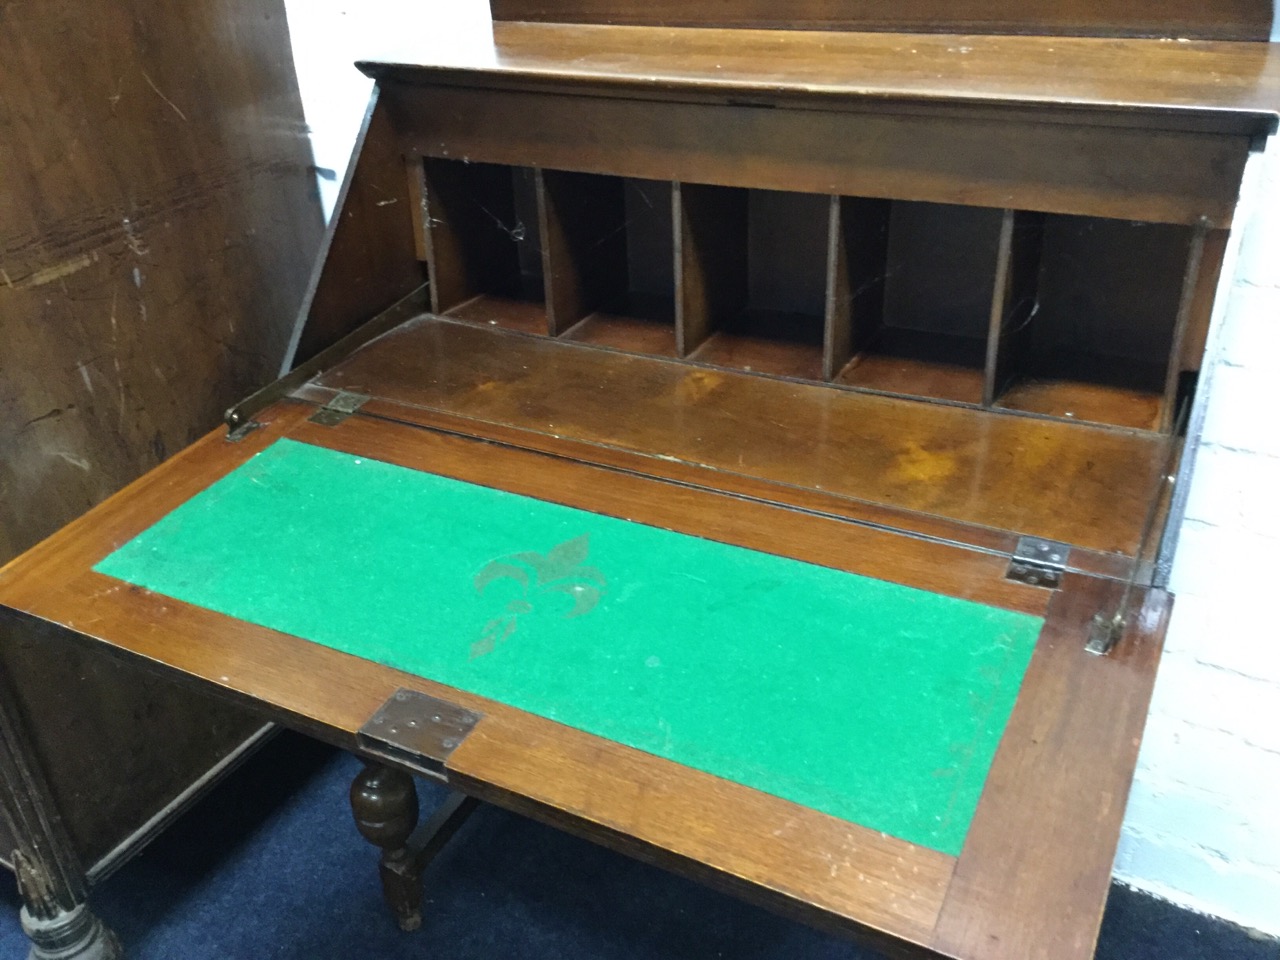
[0,0,322,873]
[489,0,1272,41]
[286,90,426,368]
[0,613,266,875]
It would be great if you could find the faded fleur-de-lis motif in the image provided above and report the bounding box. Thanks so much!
[471,534,606,658]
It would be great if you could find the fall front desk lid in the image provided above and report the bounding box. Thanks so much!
[95,438,1042,856]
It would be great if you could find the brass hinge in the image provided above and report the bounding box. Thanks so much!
[309,391,369,426]
[357,689,482,781]
[1005,536,1070,589]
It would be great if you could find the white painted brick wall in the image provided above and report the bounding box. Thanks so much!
[1114,146,1280,935]
[283,1,1280,936]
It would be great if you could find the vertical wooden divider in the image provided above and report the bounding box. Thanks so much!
[823,196,892,381]
[420,158,469,314]
[1158,224,1209,432]
[511,168,545,309]
[538,169,629,336]
[674,182,749,357]
[1177,228,1229,376]
[404,155,429,263]
[984,210,1046,407]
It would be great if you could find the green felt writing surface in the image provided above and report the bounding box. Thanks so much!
[96,439,1042,855]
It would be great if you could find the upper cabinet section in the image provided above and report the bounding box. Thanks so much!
[294,24,1280,437]
[489,0,1274,41]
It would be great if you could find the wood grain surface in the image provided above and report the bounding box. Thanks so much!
[364,22,1280,130]
[0,402,964,950]
[285,388,1137,583]
[388,82,1249,227]
[932,577,1171,958]
[2,11,1212,953]
[310,316,1173,558]
[286,93,426,368]
[489,0,1273,42]
[0,0,322,873]
[0,401,1170,957]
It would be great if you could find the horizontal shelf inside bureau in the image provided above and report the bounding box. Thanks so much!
[411,158,1202,434]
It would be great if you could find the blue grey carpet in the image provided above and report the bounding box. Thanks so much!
[0,732,1274,959]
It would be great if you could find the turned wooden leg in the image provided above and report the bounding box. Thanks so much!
[0,645,121,960]
[350,761,423,931]
[349,759,479,933]
[18,895,121,960]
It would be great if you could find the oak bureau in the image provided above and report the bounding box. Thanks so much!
[3,2,1280,957]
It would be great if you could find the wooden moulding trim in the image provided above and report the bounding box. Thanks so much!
[366,45,1280,141]
[389,83,1248,228]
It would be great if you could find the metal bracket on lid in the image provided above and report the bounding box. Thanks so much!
[1005,536,1070,589]
[357,689,483,780]
[226,420,264,442]
[1086,611,1127,656]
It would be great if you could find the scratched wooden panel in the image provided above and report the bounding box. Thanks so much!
[0,0,323,872]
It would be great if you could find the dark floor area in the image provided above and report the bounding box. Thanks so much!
[0,732,1274,959]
